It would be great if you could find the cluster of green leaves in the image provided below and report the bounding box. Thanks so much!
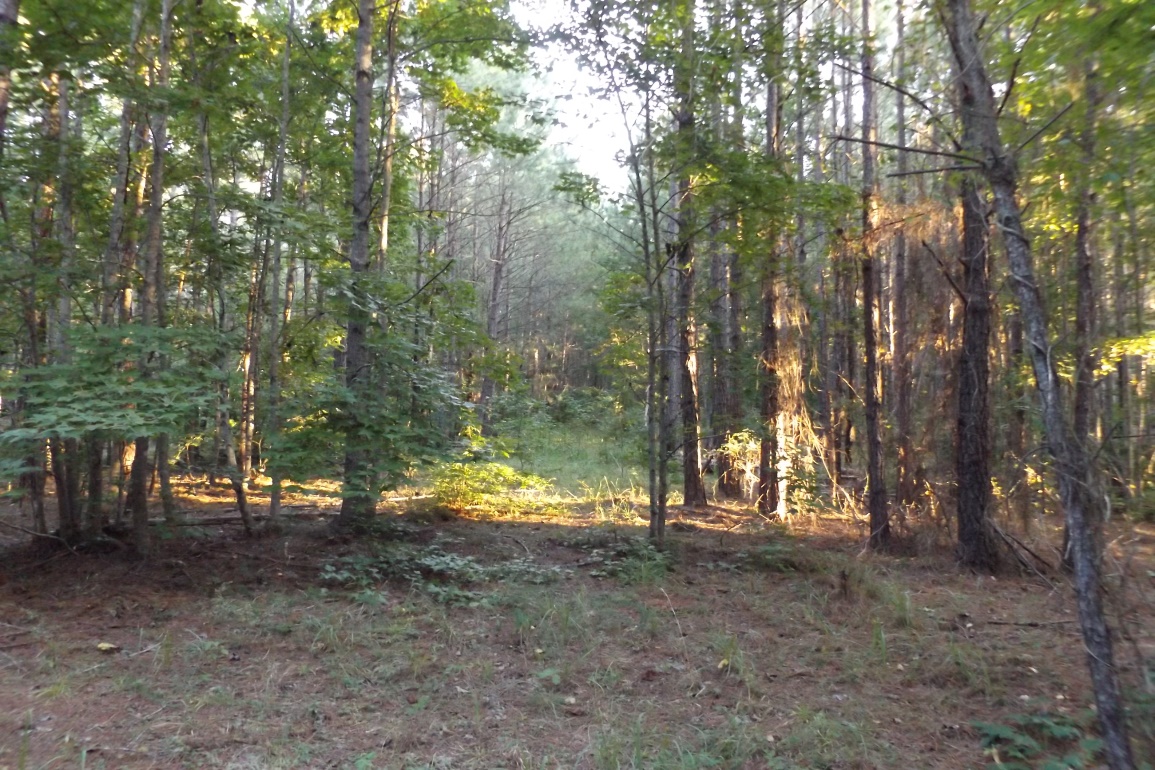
[553,530,670,583]
[973,712,1103,770]
[430,460,550,510]
[319,542,569,606]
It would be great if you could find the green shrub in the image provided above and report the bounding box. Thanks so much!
[431,460,550,510]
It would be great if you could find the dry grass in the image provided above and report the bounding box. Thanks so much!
[0,482,1153,769]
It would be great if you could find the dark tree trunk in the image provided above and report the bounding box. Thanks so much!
[861,0,888,548]
[337,0,378,530]
[892,0,915,510]
[955,178,1000,571]
[676,241,708,508]
[673,0,707,510]
[0,0,19,220]
[941,0,1136,765]
[127,0,174,557]
[758,257,780,517]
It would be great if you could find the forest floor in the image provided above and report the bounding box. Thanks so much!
[0,471,1153,769]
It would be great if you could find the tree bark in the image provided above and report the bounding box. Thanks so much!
[955,177,1000,571]
[892,0,915,510]
[337,0,378,530]
[673,0,707,509]
[126,0,174,557]
[266,0,294,523]
[941,0,1135,764]
[861,0,888,548]
[0,0,19,220]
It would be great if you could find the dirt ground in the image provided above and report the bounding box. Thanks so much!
[0,486,1152,769]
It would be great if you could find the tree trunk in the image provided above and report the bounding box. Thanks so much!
[0,0,19,220]
[337,0,378,530]
[266,0,294,523]
[941,0,1135,765]
[127,0,174,557]
[956,177,1000,571]
[861,0,888,548]
[758,255,780,517]
[892,0,914,510]
[671,0,706,510]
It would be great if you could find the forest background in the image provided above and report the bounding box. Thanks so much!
[0,0,1153,767]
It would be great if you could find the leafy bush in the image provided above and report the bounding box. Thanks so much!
[547,387,619,426]
[431,460,550,510]
[973,712,1103,770]
[320,543,568,606]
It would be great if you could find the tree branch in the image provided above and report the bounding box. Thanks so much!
[888,164,982,178]
[922,240,966,303]
[1014,103,1074,155]
[832,60,963,150]
[834,134,979,162]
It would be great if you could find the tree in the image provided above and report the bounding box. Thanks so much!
[860,0,887,548]
[941,0,1136,764]
[336,0,378,531]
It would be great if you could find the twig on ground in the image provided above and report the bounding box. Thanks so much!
[986,619,1077,627]
[504,535,531,555]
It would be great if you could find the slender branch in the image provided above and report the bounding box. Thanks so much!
[997,15,1043,117]
[0,520,78,554]
[399,259,454,306]
[832,60,963,150]
[922,239,966,303]
[1015,103,1074,154]
[888,164,982,178]
[834,133,979,162]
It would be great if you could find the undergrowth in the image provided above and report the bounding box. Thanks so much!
[319,543,570,606]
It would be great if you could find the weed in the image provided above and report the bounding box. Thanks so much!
[320,543,569,606]
[431,460,550,511]
[871,619,888,664]
[556,533,669,583]
[973,711,1103,769]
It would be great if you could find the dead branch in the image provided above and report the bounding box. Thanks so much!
[833,134,979,163]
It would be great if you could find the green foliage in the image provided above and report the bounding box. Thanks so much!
[554,530,670,583]
[431,460,551,510]
[1,325,226,444]
[973,712,1103,770]
[547,387,621,426]
[319,541,569,606]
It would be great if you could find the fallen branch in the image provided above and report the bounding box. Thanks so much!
[986,619,1078,627]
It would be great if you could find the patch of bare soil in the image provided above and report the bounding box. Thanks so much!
[0,490,1152,769]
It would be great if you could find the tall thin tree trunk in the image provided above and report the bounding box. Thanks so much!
[267,0,294,523]
[127,0,175,557]
[892,0,914,510]
[758,0,784,518]
[942,1,1135,764]
[338,0,378,529]
[672,0,707,509]
[956,177,999,570]
[0,0,19,221]
[861,0,888,547]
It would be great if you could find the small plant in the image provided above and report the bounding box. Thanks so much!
[319,543,569,605]
[583,536,671,583]
[431,460,550,510]
[973,712,1103,769]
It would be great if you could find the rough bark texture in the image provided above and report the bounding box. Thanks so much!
[955,177,1000,571]
[892,0,915,510]
[861,0,888,548]
[673,0,707,509]
[758,259,780,517]
[942,0,1135,765]
[0,0,19,206]
[338,0,378,530]
[128,0,175,557]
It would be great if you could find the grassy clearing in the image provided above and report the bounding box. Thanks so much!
[0,424,1153,769]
